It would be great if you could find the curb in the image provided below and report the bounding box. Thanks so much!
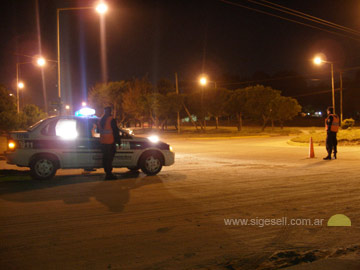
[287,140,315,147]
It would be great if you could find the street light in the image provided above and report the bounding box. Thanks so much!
[36,57,46,67]
[18,82,25,89]
[198,75,210,130]
[96,2,108,14]
[199,76,207,86]
[313,55,335,113]
[57,2,108,112]
[199,75,217,88]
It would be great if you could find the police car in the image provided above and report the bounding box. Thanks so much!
[5,108,175,180]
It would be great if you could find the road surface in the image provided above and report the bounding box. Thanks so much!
[1,136,360,269]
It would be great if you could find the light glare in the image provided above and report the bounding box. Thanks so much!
[148,135,160,143]
[75,107,96,117]
[37,57,46,67]
[55,119,78,139]
[314,57,322,65]
[96,3,108,14]
[199,77,207,86]
[18,82,24,89]
[8,142,16,149]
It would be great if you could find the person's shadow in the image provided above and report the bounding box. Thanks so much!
[92,172,163,212]
[0,169,186,213]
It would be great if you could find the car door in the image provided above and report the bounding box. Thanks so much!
[113,130,134,167]
[75,118,104,168]
[86,118,103,168]
[54,118,92,168]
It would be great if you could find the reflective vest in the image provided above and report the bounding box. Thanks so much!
[99,116,114,144]
[325,114,339,133]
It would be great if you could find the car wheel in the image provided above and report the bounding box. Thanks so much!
[30,156,58,180]
[139,151,163,176]
[127,166,140,172]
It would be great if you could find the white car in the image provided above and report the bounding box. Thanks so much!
[5,115,175,180]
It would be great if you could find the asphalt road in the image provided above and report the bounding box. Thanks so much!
[1,136,360,270]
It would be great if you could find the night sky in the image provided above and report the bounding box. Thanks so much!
[1,0,360,112]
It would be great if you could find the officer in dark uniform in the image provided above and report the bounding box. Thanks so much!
[324,106,339,160]
[99,106,121,180]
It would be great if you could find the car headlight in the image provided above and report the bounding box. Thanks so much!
[8,141,16,151]
[148,135,159,143]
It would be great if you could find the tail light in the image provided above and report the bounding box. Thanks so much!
[8,140,16,151]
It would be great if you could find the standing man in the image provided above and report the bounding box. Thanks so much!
[324,106,339,160]
[99,106,121,180]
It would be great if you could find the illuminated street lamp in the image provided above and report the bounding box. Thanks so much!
[199,76,207,86]
[82,101,87,107]
[199,75,217,88]
[313,55,335,113]
[96,2,108,14]
[18,82,25,89]
[198,75,209,130]
[36,57,46,67]
[65,104,71,115]
[57,2,108,112]
[313,56,322,65]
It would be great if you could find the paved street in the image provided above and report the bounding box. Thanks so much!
[1,136,360,269]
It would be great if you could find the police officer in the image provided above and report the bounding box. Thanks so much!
[99,106,121,180]
[324,106,339,160]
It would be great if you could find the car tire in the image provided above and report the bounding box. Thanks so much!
[127,166,140,172]
[30,156,58,180]
[139,151,163,176]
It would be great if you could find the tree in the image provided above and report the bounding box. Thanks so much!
[271,96,301,128]
[157,78,175,95]
[144,93,166,128]
[227,89,248,131]
[206,88,230,129]
[89,81,128,124]
[186,90,206,130]
[166,92,184,128]
[0,85,19,132]
[19,104,47,129]
[244,85,281,131]
[122,77,152,127]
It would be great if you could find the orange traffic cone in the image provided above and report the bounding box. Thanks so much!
[309,137,315,158]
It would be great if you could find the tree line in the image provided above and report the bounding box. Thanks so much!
[89,77,301,131]
[0,85,47,133]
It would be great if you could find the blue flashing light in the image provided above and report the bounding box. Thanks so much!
[75,107,96,117]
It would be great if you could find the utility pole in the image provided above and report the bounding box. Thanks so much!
[340,71,343,123]
[330,63,335,114]
[16,63,20,114]
[175,73,181,134]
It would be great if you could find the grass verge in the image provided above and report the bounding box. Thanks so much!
[291,128,360,145]
[133,126,302,138]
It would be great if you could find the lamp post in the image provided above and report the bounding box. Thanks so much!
[175,73,181,134]
[199,75,214,130]
[313,56,335,113]
[339,71,343,123]
[57,2,108,112]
